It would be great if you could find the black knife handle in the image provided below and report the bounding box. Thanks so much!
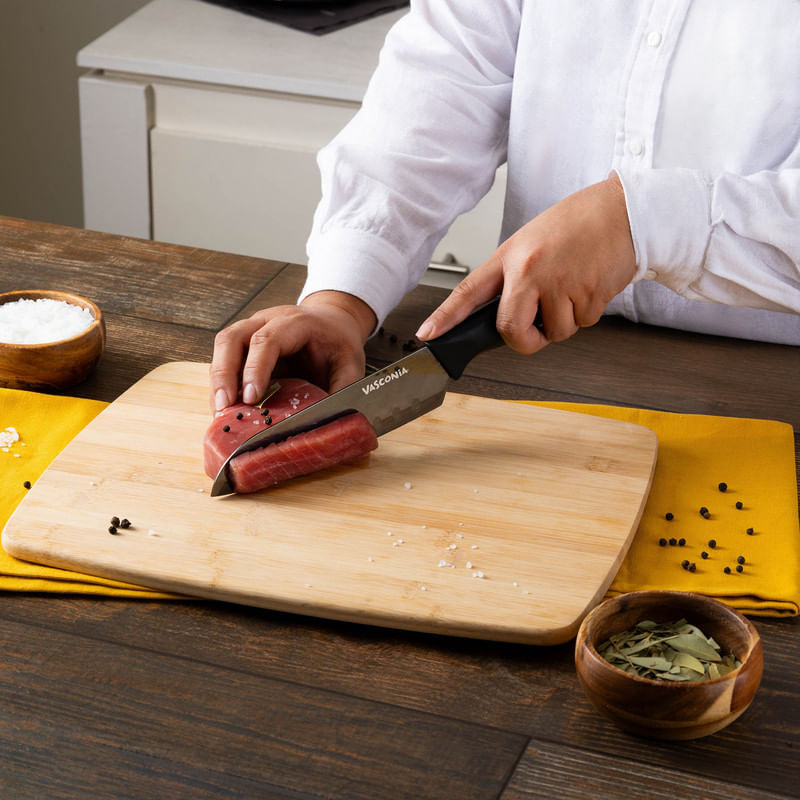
[425,296,543,379]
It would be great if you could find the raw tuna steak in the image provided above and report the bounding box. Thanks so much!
[203,378,378,493]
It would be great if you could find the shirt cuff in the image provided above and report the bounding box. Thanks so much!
[614,167,713,292]
[300,226,410,333]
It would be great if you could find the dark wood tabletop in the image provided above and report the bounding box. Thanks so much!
[1,215,798,800]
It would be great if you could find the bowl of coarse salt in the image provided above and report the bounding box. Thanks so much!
[0,290,105,391]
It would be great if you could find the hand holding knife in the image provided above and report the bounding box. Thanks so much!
[211,297,541,496]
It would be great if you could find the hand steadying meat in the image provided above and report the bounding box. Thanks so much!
[415,175,636,351]
[209,290,376,413]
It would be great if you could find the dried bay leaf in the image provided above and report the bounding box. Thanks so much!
[671,652,707,675]
[668,632,722,662]
[598,618,739,682]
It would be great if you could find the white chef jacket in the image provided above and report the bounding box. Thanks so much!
[302,0,800,344]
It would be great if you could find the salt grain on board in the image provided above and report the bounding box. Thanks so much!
[0,298,94,344]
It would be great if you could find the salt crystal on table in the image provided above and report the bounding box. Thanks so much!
[0,298,94,344]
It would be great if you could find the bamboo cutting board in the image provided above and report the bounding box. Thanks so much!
[3,362,657,644]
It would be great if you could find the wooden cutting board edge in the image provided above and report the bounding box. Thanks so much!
[2,361,659,645]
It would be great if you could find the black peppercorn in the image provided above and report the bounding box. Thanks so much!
[736,501,743,510]
[236,412,243,420]
[678,538,686,547]
[23,480,31,490]
[669,538,677,546]
[689,563,697,572]
[746,527,754,535]
[701,551,709,559]
[718,482,728,492]
[724,566,731,574]
[708,539,717,549]
[223,425,230,432]
[390,334,398,344]
[110,516,120,527]
[665,512,674,521]
[120,519,131,529]
[737,555,745,564]
[264,416,272,425]
[681,560,690,569]
[699,507,711,519]
[260,408,270,416]
[659,538,667,547]
[108,525,118,535]
[736,564,744,573]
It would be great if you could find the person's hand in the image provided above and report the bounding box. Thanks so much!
[415,174,636,352]
[209,291,377,413]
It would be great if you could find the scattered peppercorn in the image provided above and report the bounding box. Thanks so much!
[665,512,674,521]
[746,527,754,535]
[689,563,697,572]
[736,564,744,573]
[678,538,686,547]
[708,539,717,549]
[120,519,131,529]
[718,482,728,492]
[659,538,667,547]
[110,516,120,527]
[699,507,711,519]
[389,334,398,344]
[736,501,743,510]
[737,555,745,565]
[223,425,230,432]
[260,408,270,416]
[669,538,678,546]
[236,412,243,420]
[108,525,118,535]
[23,480,31,490]
[724,566,731,574]
[700,551,708,559]
[681,560,690,570]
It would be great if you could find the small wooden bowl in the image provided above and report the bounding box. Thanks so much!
[575,591,762,740]
[0,290,105,391]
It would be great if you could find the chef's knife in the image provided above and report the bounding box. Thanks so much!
[210,296,540,496]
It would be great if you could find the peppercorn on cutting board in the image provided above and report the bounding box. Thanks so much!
[3,361,657,644]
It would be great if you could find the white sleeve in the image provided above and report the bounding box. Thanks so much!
[618,165,800,315]
[301,0,520,327]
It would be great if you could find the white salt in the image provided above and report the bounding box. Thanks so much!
[0,298,94,344]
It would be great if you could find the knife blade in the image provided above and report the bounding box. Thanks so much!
[210,296,532,496]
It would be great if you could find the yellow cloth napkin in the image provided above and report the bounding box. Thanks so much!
[3,388,798,616]
[0,388,175,597]
[528,402,800,617]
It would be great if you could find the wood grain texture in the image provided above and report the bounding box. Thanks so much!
[3,361,657,643]
[500,739,796,800]
[0,614,526,800]
[0,215,286,330]
[0,219,797,799]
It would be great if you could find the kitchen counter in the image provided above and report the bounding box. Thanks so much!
[78,0,405,101]
[0,215,798,798]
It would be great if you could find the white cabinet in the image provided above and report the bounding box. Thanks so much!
[78,0,505,287]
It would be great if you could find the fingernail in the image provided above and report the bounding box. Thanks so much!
[415,320,434,340]
[242,383,258,405]
[214,388,229,411]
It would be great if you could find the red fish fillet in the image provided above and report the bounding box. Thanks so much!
[203,378,378,493]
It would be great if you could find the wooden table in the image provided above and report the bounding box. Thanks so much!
[1,216,798,799]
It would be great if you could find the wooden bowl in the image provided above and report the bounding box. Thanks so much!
[575,591,762,740]
[0,290,105,391]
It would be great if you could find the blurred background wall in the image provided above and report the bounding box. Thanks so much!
[0,0,149,228]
